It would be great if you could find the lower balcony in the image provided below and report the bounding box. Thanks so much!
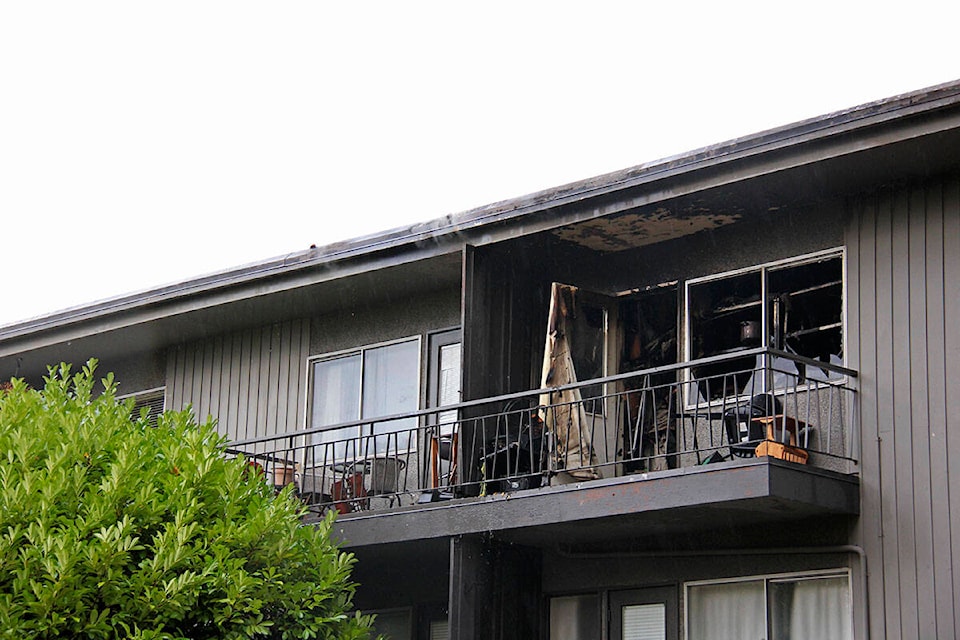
[227,348,860,548]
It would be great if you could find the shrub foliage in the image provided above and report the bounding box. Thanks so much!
[0,362,372,639]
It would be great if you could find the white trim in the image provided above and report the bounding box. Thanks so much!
[683,567,850,588]
[116,385,166,401]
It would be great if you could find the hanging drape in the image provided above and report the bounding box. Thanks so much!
[539,283,600,480]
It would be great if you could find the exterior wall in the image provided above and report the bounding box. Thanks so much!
[847,173,960,640]
[165,319,311,444]
[102,350,167,398]
[309,286,460,357]
[162,286,460,446]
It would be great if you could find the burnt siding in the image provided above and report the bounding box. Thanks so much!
[165,318,310,446]
[849,175,960,640]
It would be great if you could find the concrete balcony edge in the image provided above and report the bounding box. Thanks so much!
[333,458,859,548]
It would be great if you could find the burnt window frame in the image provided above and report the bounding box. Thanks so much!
[682,248,846,406]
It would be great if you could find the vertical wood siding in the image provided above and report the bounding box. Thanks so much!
[164,319,310,445]
[849,175,960,640]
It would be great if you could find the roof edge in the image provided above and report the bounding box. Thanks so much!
[4,78,960,341]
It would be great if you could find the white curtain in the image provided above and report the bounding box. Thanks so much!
[311,354,362,459]
[362,340,419,452]
[688,575,852,640]
[687,581,764,640]
[771,576,852,640]
[437,342,461,434]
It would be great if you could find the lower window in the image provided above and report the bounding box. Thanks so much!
[685,571,852,640]
[370,608,412,640]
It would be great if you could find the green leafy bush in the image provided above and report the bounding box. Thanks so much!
[0,361,373,639]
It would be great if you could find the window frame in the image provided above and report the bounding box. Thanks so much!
[368,605,414,640]
[682,247,846,407]
[118,386,166,427]
[426,327,462,426]
[305,335,423,450]
[683,568,852,640]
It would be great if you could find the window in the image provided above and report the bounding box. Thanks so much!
[309,338,420,456]
[427,329,461,433]
[550,587,677,640]
[121,387,165,427]
[685,571,852,640]
[550,594,600,640]
[685,250,844,401]
[369,608,412,640]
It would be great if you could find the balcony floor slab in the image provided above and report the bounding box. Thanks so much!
[332,458,859,549]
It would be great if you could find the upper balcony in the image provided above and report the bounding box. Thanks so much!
[227,348,859,550]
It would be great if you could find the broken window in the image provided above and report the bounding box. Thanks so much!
[686,251,844,401]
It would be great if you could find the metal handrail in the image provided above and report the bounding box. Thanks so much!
[229,347,854,448]
[226,349,859,515]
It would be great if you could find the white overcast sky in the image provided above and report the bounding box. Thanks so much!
[1,2,958,327]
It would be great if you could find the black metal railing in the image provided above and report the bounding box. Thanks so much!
[226,348,858,517]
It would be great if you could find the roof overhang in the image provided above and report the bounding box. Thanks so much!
[4,80,960,371]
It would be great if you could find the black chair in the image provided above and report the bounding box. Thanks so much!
[724,393,782,457]
[482,399,547,492]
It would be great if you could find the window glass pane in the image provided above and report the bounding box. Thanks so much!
[687,580,764,640]
[437,342,461,433]
[769,576,852,640]
[371,609,411,640]
[311,354,361,457]
[688,271,761,403]
[689,271,762,358]
[768,256,843,381]
[622,603,665,640]
[363,340,419,452]
[550,594,598,640]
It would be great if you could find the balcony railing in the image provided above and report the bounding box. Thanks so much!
[226,348,858,518]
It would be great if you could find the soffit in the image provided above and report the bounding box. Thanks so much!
[0,251,463,381]
[545,123,960,254]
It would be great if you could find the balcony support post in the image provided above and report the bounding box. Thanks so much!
[448,534,542,640]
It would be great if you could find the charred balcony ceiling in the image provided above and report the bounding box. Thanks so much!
[495,114,960,255]
[550,200,745,253]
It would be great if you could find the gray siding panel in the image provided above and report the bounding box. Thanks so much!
[874,189,901,640]
[851,193,886,640]
[166,320,310,447]
[891,187,919,640]
[208,336,223,427]
[849,174,960,640]
[237,330,253,441]
[944,179,960,638]
[925,182,955,640]
[907,187,935,640]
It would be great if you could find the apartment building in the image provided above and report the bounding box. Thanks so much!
[3,81,959,640]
